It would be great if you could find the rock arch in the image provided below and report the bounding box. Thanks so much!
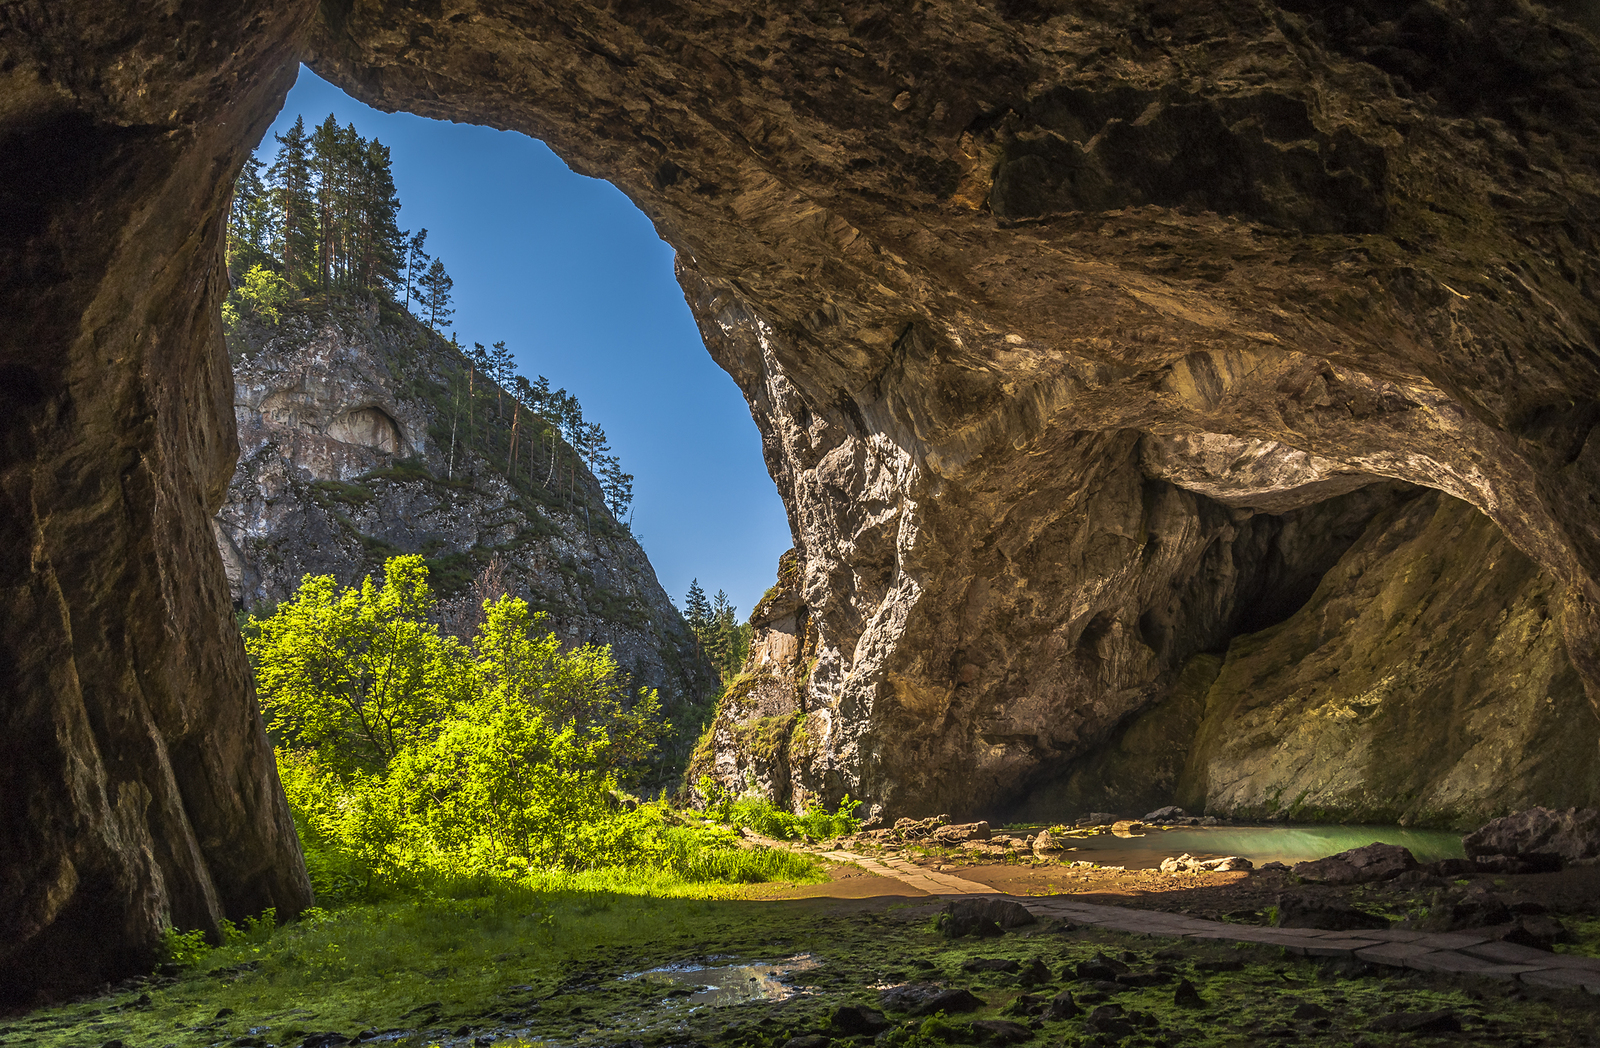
[3,0,1599,1000]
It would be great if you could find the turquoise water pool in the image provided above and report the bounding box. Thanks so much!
[1025,823,1466,868]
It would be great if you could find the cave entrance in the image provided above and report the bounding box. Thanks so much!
[244,66,790,622]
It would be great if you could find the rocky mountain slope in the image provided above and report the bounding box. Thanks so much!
[216,301,711,742]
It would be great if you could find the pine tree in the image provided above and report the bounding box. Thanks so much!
[418,257,454,332]
[403,228,430,313]
[268,115,318,290]
[489,340,515,418]
[227,155,275,279]
[355,136,404,295]
[600,457,633,520]
[684,580,711,634]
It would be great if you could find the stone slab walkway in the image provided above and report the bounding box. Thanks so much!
[812,850,1600,995]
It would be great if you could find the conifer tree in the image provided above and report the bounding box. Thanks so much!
[227,156,275,279]
[418,258,454,332]
[403,228,430,313]
[355,137,404,295]
[684,580,711,634]
[268,115,318,290]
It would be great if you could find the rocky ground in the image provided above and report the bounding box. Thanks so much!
[7,874,1597,1048]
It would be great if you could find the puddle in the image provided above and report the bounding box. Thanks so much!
[621,954,820,1007]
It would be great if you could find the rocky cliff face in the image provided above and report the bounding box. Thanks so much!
[8,0,1600,997]
[214,304,708,722]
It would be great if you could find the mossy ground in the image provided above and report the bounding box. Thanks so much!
[8,879,1599,1048]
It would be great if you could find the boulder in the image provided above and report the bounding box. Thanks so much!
[1160,853,1253,873]
[908,988,986,1017]
[1076,813,1121,828]
[938,898,1037,938]
[969,1020,1033,1045]
[1463,807,1600,870]
[1031,828,1063,855]
[934,821,992,843]
[1143,806,1187,822]
[1274,894,1391,931]
[1292,843,1417,885]
[830,1005,891,1036]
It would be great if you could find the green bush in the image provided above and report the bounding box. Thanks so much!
[253,556,813,901]
[698,775,861,841]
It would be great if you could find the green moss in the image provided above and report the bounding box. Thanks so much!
[311,479,375,506]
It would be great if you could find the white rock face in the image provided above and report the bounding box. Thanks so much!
[215,306,711,710]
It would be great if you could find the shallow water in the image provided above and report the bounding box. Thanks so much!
[1027,823,1466,868]
[620,953,820,1007]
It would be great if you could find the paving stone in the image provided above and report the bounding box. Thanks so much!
[1405,952,1501,974]
[1461,941,1562,965]
[1412,932,1491,950]
[1355,943,1441,966]
[1304,938,1384,957]
[1520,968,1600,993]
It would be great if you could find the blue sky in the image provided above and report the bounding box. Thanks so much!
[258,67,792,619]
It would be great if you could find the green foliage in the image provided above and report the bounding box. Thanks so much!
[251,557,815,903]
[222,263,295,330]
[159,927,209,969]
[698,775,861,841]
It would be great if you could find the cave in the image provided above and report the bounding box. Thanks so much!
[4,0,1600,1003]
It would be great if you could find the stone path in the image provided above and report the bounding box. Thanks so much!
[812,850,1600,995]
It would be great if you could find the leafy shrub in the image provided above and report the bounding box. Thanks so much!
[222,263,295,329]
[253,556,812,900]
[698,775,861,841]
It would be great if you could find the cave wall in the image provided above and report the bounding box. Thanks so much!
[0,0,318,1002]
[5,0,1600,997]
[1018,491,1600,828]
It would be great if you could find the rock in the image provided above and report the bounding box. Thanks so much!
[939,898,1037,941]
[961,958,1020,974]
[1143,806,1187,822]
[1472,854,1542,875]
[969,1020,1033,1045]
[1017,958,1051,988]
[1174,979,1205,1008]
[1074,955,1128,982]
[1258,861,1291,873]
[1114,972,1170,988]
[782,1036,830,1048]
[1083,1005,1135,1038]
[1274,895,1390,932]
[1045,989,1080,1020]
[878,983,946,1013]
[1290,1002,1332,1022]
[1429,858,1479,878]
[1292,843,1418,885]
[1368,1012,1462,1035]
[1161,853,1253,874]
[908,988,986,1017]
[1001,994,1045,1018]
[830,1005,891,1036]
[1498,917,1571,951]
[1464,808,1600,870]
[1194,960,1245,973]
[1443,894,1513,929]
[933,821,991,843]
[1077,814,1121,828]
[1031,829,1062,855]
